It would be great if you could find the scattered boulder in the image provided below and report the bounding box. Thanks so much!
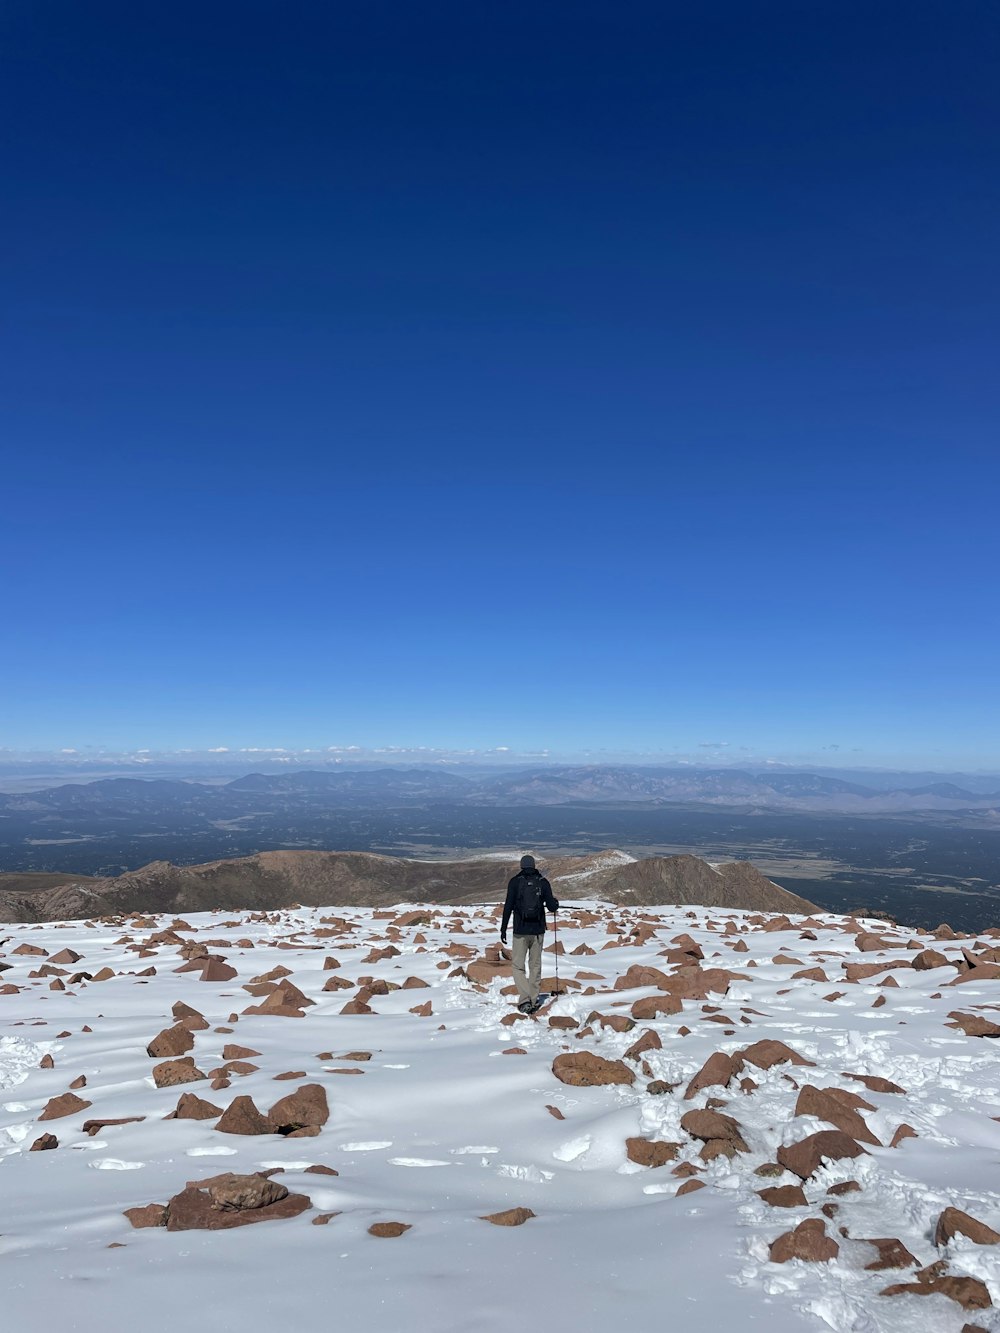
[480,1208,535,1226]
[935,1207,1000,1247]
[684,1051,738,1100]
[861,1238,918,1271]
[152,1058,206,1089]
[739,1040,814,1070]
[552,1053,635,1087]
[267,1084,330,1135]
[368,1221,411,1238]
[680,1108,749,1158]
[777,1131,867,1180]
[146,1024,195,1059]
[758,1185,807,1208]
[165,1173,310,1231]
[170,1093,224,1121]
[38,1092,92,1121]
[625,1137,680,1167]
[793,1085,881,1146]
[124,1203,168,1229]
[30,1133,59,1151]
[215,1095,271,1136]
[769,1218,839,1263]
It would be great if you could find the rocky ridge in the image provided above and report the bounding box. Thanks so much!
[0,849,817,924]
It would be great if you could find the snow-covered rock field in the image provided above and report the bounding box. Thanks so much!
[2,899,1000,1332]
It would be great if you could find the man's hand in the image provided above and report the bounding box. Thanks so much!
[500,931,508,945]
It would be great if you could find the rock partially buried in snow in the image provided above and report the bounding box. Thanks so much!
[480,1208,535,1226]
[551,1053,635,1087]
[215,1095,271,1135]
[625,1137,680,1167]
[38,1092,92,1120]
[146,1023,195,1059]
[769,1218,839,1263]
[935,1207,1000,1247]
[368,1221,411,1237]
[267,1083,330,1134]
[163,1173,311,1231]
[777,1130,867,1180]
[152,1057,206,1088]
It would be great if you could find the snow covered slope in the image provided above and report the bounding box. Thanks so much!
[2,901,1000,1332]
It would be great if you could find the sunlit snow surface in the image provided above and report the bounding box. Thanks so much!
[1,899,1000,1332]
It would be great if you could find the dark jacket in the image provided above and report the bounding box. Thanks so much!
[501,867,559,936]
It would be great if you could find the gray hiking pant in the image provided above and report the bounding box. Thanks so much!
[511,933,542,1003]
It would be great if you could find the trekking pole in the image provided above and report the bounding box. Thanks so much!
[552,905,561,996]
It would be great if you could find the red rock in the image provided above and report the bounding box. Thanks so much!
[684,1051,738,1100]
[676,1178,706,1195]
[680,1108,749,1156]
[146,1024,195,1059]
[625,1137,680,1167]
[82,1117,145,1136]
[38,1092,92,1120]
[39,1053,55,1069]
[304,1164,339,1175]
[614,964,673,990]
[30,1133,58,1151]
[222,1044,261,1060]
[827,1179,862,1196]
[546,1105,565,1120]
[777,1131,867,1179]
[861,1238,918,1270]
[480,1208,535,1226]
[842,1072,907,1095]
[551,1053,635,1087]
[769,1218,839,1263]
[152,1057,206,1088]
[739,1040,814,1070]
[368,1221,411,1237]
[340,999,373,1015]
[165,1174,310,1230]
[630,994,683,1020]
[548,1016,578,1030]
[409,1001,433,1017]
[757,1185,807,1207]
[68,1075,87,1089]
[172,1001,210,1031]
[267,1083,329,1134]
[215,1095,271,1135]
[49,949,82,965]
[881,1275,991,1310]
[124,1204,167,1229]
[935,1207,1000,1247]
[949,1012,1000,1038]
[623,1028,661,1061]
[912,949,950,970]
[171,1093,224,1120]
[794,1085,881,1146]
[890,1123,918,1148]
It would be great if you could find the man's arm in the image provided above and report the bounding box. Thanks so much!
[500,878,516,941]
[542,878,560,913]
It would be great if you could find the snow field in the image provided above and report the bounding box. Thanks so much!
[1,899,999,1331]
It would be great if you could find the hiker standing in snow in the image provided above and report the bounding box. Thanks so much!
[500,854,559,1013]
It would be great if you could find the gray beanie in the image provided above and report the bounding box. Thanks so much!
[519,854,536,870]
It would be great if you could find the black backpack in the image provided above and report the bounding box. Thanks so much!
[517,874,544,926]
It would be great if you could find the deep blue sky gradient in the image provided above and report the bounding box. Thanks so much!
[3,2,999,764]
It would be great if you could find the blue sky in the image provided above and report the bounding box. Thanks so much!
[2,2,999,767]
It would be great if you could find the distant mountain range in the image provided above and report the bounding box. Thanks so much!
[0,849,818,923]
[3,766,999,816]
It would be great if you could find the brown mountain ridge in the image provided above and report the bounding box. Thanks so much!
[0,850,818,923]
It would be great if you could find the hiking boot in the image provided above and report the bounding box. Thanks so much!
[517,1000,532,1013]
[528,997,545,1013]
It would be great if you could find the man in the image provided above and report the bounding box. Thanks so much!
[500,854,559,1013]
